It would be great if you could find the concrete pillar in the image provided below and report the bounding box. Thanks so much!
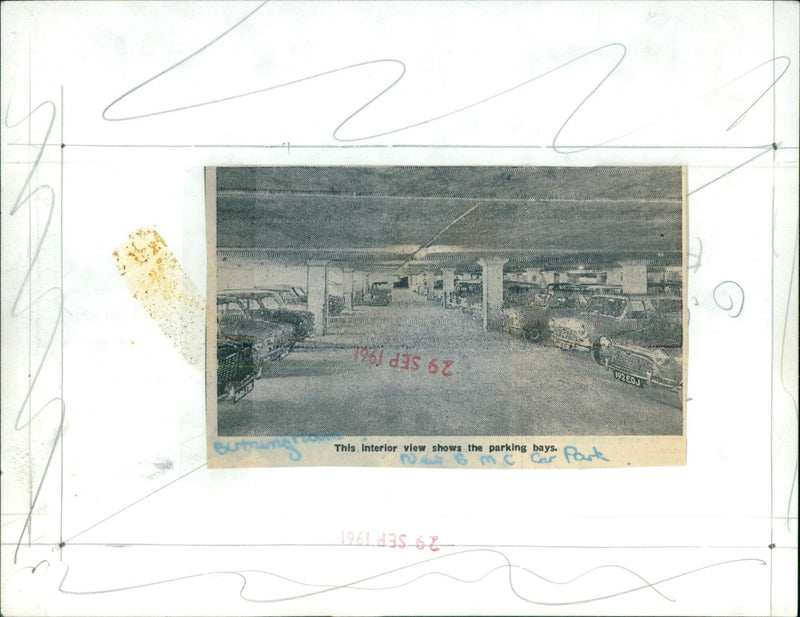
[352,271,366,304]
[307,260,328,336]
[620,260,647,295]
[478,257,508,331]
[441,267,455,307]
[343,268,354,311]
[606,267,623,287]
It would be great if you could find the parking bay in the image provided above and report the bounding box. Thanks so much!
[217,290,682,437]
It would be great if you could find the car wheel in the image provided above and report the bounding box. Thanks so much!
[526,327,540,342]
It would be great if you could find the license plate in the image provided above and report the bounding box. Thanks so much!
[613,369,643,388]
[233,377,254,402]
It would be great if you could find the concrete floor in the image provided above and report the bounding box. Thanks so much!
[218,290,683,436]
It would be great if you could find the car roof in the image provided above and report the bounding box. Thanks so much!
[218,290,284,300]
[589,294,681,300]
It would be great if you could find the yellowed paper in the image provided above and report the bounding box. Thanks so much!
[206,166,687,469]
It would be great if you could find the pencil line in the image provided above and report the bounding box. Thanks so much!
[686,147,775,196]
[62,464,206,545]
[59,84,65,562]
[5,142,797,150]
[0,542,785,550]
[769,3,776,614]
[27,34,33,549]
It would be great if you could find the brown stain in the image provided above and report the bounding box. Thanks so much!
[114,228,204,365]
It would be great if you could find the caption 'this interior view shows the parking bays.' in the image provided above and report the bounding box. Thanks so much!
[212,167,684,437]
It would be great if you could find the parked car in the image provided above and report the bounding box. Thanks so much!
[503,281,541,305]
[220,290,315,341]
[450,280,482,309]
[581,284,624,295]
[261,285,308,305]
[327,294,346,314]
[545,282,593,297]
[550,294,682,351]
[217,338,257,402]
[647,281,682,296]
[502,290,588,341]
[325,281,346,315]
[217,296,295,375]
[592,321,683,394]
[367,281,392,306]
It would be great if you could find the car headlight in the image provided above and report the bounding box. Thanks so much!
[652,347,670,365]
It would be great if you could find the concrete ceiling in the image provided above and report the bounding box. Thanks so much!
[215,166,683,270]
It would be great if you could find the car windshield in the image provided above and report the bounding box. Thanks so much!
[256,294,282,310]
[217,299,247,318]
[657,299,682,313]
[236,297,261,311]
[587,297,627,317]
[627,299,648,318]
[548,295,586,310]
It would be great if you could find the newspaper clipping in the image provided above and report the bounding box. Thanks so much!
[206,166,686,468]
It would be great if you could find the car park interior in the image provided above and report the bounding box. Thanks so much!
[214,167,684,437]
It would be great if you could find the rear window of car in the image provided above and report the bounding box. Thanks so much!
[587,297,627,316]
[238,297,260,311]
[657,299,682,313]
[257,294,281,309]
[218,300,246,317]
[627,300,647,317]
[550,295,584,309]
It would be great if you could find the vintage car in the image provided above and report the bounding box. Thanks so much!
[449,280,482,309]
[217,338,257,402]
[366,281,392,306]
[221,290,315,341]
[217,297,295,373]
[502,290,588,341]
[503,281,541,304]
[545,282,594,297]
[324,281,346,315]
[263,285,308,305]
[550,294,682,351]
[327,294,346,315]
[581,284,624,295]
[647,281,682,296]
[592,321,683,393]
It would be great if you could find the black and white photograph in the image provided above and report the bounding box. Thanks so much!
[208,166,685,467]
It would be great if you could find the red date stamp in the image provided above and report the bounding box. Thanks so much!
[341,530,440,551]
[354,347,454,376]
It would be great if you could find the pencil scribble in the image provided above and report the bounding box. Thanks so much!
[101,1,790,152]
[45,549,764,607]
[4,94,65,564]
[712,280,745,318]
